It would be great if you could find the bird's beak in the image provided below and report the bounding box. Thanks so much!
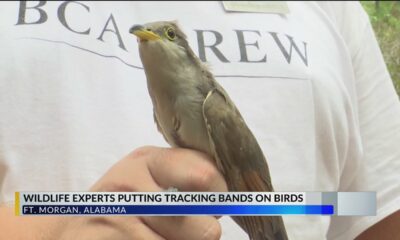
[129,25,161,41]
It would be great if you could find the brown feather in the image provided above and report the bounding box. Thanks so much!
[203,89,288,240]
[134,20,289,240]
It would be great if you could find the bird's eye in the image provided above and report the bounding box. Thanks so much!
[165,27,176,41]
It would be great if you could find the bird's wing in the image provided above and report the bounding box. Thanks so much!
[202,88,273,191]
[153,110,170,145]
[202,88,288,240]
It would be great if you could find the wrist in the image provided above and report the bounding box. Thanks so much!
[0,205,63,240]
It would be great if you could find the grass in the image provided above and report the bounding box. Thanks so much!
[361,1,400,96]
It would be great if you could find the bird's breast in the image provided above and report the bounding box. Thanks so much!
[148,73,212,155]
[140,41,213,154]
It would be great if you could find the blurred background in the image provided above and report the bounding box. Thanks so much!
[361,1,400,96]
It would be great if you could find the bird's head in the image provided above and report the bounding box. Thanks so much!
[129,21,186,44]
[129,21,200,69]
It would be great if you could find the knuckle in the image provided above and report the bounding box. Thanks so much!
[201,220,222,240]
[156,147,180,166]
[191,163,218,191]
[130,146,157,158]
[94,181,138,192]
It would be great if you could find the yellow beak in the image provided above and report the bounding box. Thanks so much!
[129,25,161,41]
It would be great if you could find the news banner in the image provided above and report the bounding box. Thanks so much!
[15,192,376,216]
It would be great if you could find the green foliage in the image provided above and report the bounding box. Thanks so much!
[361,1,400,96]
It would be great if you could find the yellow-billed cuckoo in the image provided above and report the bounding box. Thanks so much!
[129,21,288,240]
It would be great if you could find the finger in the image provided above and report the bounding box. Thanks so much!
[145,147,228,192]
[129,221,166,240]
[89,146,224,239]
[85,216,166,240]
[90,149,163,192]
[141,216,221,240]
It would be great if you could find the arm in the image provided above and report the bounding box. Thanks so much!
[356,210,400,239]
[319,2,400,238]
[350,2,400,239]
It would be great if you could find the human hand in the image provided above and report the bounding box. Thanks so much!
[55,146,228,240]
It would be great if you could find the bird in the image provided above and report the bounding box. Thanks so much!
[129,21,288,240]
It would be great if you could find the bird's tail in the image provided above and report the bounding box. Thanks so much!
[233,216,288,240]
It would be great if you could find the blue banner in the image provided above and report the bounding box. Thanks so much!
[21,205,334,215]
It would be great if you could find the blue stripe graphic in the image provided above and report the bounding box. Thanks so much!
[22,205,334,215]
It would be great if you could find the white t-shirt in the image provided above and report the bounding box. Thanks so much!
[0,1,399,239]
